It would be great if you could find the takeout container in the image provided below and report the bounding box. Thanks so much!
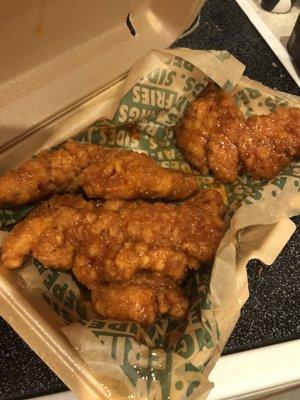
[0,0,204,151]
[0,1,206,399]
[1,3,300,400]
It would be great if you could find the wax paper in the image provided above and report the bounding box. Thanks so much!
[0,49,299,400]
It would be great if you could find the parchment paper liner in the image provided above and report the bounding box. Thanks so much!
[0,49,299,400]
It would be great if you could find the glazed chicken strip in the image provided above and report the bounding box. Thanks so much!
[176,83,300,182]
[239,107,300,179]
[0,140,199,206]
[91,272,189,325]
[1,191,226,286]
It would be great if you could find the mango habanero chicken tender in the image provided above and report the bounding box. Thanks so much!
[91,272,189,325]
[176,83,300,182]
[0,139,199,206]
[1,191,226,287]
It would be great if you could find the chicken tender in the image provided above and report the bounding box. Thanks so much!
[0,195,98,270]
[1,191,226,286]
[0,140,199,206]
[91,272,189,325]
[77,147,198,200]
[0,140,102,206]
[176,83,245,182]
[239,108,300,179]
[176,83,300,182]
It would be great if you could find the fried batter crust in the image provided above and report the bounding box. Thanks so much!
[176,83,300,182]
[0,140,199,206]
[1,191,226,286]
[239,108,300,179]
[0,141,101,206]
[91,272,189,325]
[78,147,199,200]
[176,83,245,182]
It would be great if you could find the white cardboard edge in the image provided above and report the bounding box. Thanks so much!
[207,339,300,400]
[236,0,300,88]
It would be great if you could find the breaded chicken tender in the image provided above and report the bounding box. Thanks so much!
[91,272,189,325]
[239,108,300,179]
[176,83,300,182]
[1,191,226,287]
[177,82,245,182]
[0,140,199,206]
[0,195,98,270]
[0,141,102,206]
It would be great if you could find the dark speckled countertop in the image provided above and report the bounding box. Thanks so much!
[0,0,299,399]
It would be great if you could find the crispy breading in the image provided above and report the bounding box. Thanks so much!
[0,140,199,206]
[1,191,226,286]
[91,272,189,325]
[176,83,300,182]
[239,108,300,179]
[30,193,102,215]
[1,192,225,324]
[0,140,102,206]
[0,195,98,270]
[176,83,244,182]
[78,147,199,200]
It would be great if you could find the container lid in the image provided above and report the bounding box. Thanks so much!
[0,0,204,149]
